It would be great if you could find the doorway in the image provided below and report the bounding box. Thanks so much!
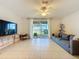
[32,20,48,38]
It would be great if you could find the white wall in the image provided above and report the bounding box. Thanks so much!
[50,19,61,35]
[0,5,28,34]
[62,11,79,38]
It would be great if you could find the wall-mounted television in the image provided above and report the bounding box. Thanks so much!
[0,20,17,36]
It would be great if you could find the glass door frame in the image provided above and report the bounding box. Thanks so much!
[32,20,48,38]
[30,19,50,39]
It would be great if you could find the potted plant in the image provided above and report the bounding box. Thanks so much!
[34,33,38,37]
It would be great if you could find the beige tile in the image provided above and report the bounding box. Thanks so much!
[0,38,79,59]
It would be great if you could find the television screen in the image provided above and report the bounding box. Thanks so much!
[0,20,17,36]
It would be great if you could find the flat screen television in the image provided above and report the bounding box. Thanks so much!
[0,20,17,36]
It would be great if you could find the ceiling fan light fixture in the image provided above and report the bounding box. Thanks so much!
[39,0,50,16]
[40,6,48,12]
[42,0,48,5]
[41,12,48,16]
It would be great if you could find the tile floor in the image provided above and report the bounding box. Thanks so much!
[0,38,79,59]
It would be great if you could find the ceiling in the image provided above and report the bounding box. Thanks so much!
[0,0,79,19]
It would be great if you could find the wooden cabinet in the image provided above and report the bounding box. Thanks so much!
[19,34,30,40]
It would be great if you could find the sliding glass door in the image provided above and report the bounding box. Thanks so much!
[32,20,48,38]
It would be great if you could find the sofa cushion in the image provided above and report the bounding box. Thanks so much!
[51,36,70,52]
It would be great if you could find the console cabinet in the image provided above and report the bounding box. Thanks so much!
[0,34,20,49]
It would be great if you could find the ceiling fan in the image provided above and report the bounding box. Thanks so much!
[39,0,55,16]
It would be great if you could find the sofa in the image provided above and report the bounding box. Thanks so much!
[51,34,79,55]
[51,36,70,52]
